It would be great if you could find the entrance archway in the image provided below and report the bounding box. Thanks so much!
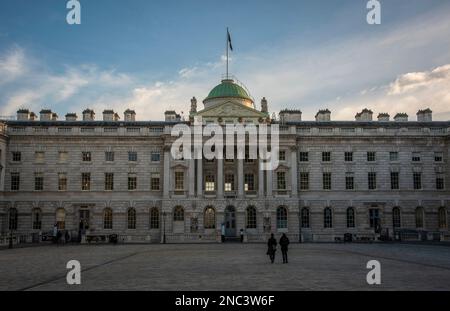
[224,206,236,237]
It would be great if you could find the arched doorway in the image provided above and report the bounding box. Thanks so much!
[224,206,236,237]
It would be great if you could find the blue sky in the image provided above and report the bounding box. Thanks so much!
[1,0,450,120]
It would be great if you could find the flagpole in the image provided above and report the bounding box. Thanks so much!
[226,27,229,79]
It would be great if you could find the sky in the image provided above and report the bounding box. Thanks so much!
[1,0,450,121]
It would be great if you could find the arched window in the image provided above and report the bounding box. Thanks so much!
[276,206,288,229]
[9,208,18,230]
[439,207,447,229]
[56,208,66,230]
[32,208,42,230]
[150,208,160,229]
[324,207,333,228]
[104,208,113,229]
[246,206,257,229]
[301,208,310,228]
[173,206,184,221]
[392,207,401,228]
[127,208,136,229]
[415,207,424,228]
[346,207,355,228]
[204,207,216,229]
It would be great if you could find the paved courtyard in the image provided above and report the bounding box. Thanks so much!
[0,243,449,291]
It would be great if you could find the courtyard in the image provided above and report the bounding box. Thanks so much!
[0,243,449,291]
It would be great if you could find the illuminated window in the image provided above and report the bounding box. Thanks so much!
[56,208,66,230]
[204,207,216,229]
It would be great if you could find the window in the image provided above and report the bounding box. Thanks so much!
[205,175,215,192]
[276,171,286,190]
[105,173,114,191]
[412,152,421,162]
[436,173,445,190]
[392,207,401,228]
[390,152,399,162]
[344,152,353,162]
[150,208,160,229]
[345,173,354,190]
[246,206,257,229]
[434,152,443,162]
[299,172,309,190]
[56,208,66,230]
[81,173,91,191]
[225,174,234,192]
[391,172,399,190]
[34,172,44,191]
[35,152,45,163]
[276,206,288,229]
[11,172,20,191]
[278,150,286,161]
[204,207,216,229]
[369,209,380,229]
[151,152,161,162]
[323,173,331,190]
[245,174,255,191]
[324,207,332,228]
[105,151,114,162]
[438,207,447,229]
[58,151,68,163]
[367,152,376,162]
[127,208,136,229]
[58,173,67,191]
[244,146,254,163]
[368,172,377,190]
[103,208,113,229]
[299,152,309,162]
[301,208,310,228]
[173,206,184,221]
[415,207,424,228]
[413,173,422,190]
[346,207,355,228]
[12,152,21,162]
[322,152,331,162]
[82,152,92,162]
[128,151,137,162]
[128,174,137,190]
[151,173,160,191]
[172,172,183,191]
[32,208,42,230]
[9,208,18,230]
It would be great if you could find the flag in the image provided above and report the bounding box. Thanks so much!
[227,29,233,51]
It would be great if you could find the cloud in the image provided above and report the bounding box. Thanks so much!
[388,64,450,95]
[0,47,26,84]
[331,64,450,121]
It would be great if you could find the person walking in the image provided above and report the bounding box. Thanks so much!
[52,223,58,244]
[240,229,244,243]
[267,234,277,264]
[279,233,290,264]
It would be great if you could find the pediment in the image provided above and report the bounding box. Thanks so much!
[196,101,267,118]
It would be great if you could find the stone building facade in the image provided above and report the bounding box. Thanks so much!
[0,79,449,243]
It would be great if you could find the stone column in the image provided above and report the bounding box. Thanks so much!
[188,158,195,197]
[217,158,224,198]
[197,159,203,197]
[163,148,170,198]
[238,159,244,198]
[266,168,273,197]
[291,147,298,197]
[258,161,265,197]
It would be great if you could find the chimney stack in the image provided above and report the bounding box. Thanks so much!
[315,109,331,122]
[417,108,432,122]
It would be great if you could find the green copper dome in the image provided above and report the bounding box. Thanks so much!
[204,79,253,102]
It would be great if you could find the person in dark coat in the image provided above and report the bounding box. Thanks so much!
[267,234,277,264]
[279,233,290,263]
